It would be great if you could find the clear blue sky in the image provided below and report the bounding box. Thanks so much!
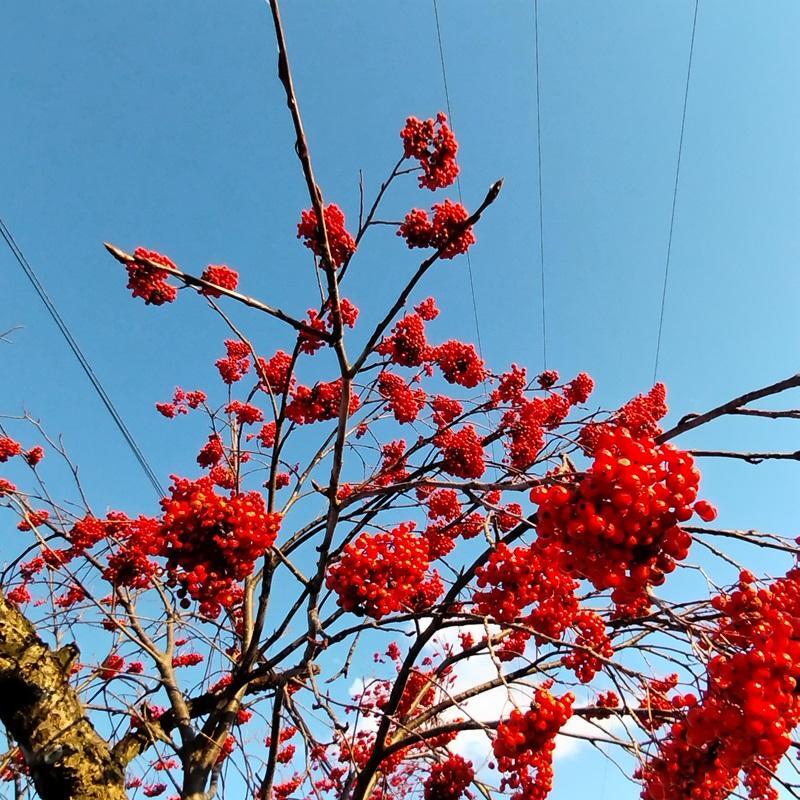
[2,2,800,797]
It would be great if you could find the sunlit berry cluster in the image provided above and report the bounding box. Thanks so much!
[435,425,486,479]
[400,112,459,190]
[326,523,442,619]
[376,312,432,366]
[378,371,427,424]
[640,569,800,800]
[424,754,474,800]
[493,687,574,800]
[127,247,178,305]
[473,543,578,632]
[0,436,22,462]
[199,264,239,297]
[398,200,475,260]
[297,203,357,267]
[257,350,295,395]
[531,423,713,615]
[285,379,360,425]
[160,476,282,617]
[216,339,251,384]
[433,341,486,388]
[156,386,207,418]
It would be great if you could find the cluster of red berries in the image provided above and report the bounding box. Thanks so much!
[216,339,251,384]
[199,264,239,297]
[326,523,443,619]
[501,394,569,470]
[371,439,409,487]
[99,653,125,680]
[378,371,427,423]
[531,424,713,615]
[435,425,486,479]
[127,247,178,305]
[172,652,204,668]
[226,400,263,426]
[156,386,207,418]
[425,488,462,521]
[285,379,360,425]
[376,312,432,366]
[400,113,459,190]
[640,570,800,800]
[297,203,357,268]
[431,395,463,428]
[160,476,282,618]
[257,350,295,395]
[424,754,474,800]
[415,296,440,320]
[562,609,613,683]
[433,341,486,388]
[0,436,22,462]
[579,383,668,454]
[493,687,574,800]
[197,434,225,468]
[398,200,475,260]
[473,542,613,679]
[474,543,578,631]
[101,513,162,590]
[491,365,528,405]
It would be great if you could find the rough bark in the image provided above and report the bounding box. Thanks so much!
[0,592,126,800]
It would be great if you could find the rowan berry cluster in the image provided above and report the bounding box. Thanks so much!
[531,423,713,615]
[493,687,574,800]
[562,609,613,683]
[640,569,800,800]
[434,425,486,479]
[325,523,442,619]
[126,247,178,305]
[400,113,459,190]
[160,476,282,617]
[473,543,578,631]
[257,350,295,395]
[433,341,486,388]
[216,339,251,384]
[0,436,22,462]
[172,652,204,668]
[297,203,357,267]
[491,365,528,405]
[156,387,207,418]
[225,400,263,426]
[101,513,162,590]
[424,754,474,800]
[501,395,566,470]
[24,446,44,467]
[431,395,463,428]
[378,371,427,423]
[199,264,239,297]
[398,200,475,259]
[285,379,360,425]
[376,312,432,366]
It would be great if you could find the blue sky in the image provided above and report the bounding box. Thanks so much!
[2,2,800,798]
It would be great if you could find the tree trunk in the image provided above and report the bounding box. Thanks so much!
[0,593,127,800]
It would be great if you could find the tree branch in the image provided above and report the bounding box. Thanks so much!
[0,592,126,800]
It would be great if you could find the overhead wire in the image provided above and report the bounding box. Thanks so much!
[0,216,166,498]
[533,0,548,369]
[653,0,700,383]
[432,0,485,362]
[432,0,503,474]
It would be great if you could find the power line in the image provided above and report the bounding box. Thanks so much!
[432,0,485,362]
[533,0,547,369]
[0,217,166,498]
[653,0,700,383]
